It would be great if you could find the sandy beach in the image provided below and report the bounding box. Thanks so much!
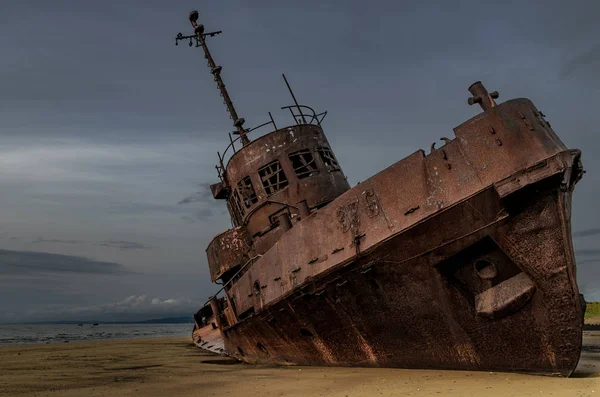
[1,332,598,397]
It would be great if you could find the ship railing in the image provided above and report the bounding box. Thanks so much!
[202,254,263,309]
[215,104,327,182]
[281,105,327,127]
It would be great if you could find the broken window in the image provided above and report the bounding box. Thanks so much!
[317,147,340,171]
[237,176,258,208]
[230,188,245,218]
[258,160,289,195]
[288,149,319,179]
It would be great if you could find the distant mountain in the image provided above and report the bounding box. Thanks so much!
[27,316,194,325]
[134,316,193,324]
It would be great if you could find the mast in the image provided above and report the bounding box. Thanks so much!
[176,10,250,146]
[282,74,307,125]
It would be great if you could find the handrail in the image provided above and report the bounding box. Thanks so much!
[200,254,263,310]
[215,105,327,182]
[280,105,327,127]
[241,199,297,226]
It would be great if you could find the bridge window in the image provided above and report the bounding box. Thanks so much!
[258,160,289,195]
[289,149,319,179]
[237,176,258,208]
[317,147,340,171]
[230,189,245,217]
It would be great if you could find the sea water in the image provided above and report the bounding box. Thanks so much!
[0,323,192,346]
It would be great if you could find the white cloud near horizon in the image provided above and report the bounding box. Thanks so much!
[0,137,218,184]
[1,295,198,323]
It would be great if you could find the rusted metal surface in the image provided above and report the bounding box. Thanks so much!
[180,12,585,377]
[192,306,225,354]
[221,172,583,375]
[206,227,251,282]
[224,124,350,255]
[468,81,499,111]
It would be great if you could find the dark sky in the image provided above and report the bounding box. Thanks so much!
[1,0,599,323]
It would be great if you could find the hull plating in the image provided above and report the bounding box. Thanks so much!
[219,180,583,376]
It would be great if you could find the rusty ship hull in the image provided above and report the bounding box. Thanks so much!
[177,10,585,377]
[216,169,582,374]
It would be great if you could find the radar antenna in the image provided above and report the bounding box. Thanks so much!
[175,10,250,145]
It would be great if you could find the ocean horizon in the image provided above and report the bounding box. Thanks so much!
[0,323,193,346]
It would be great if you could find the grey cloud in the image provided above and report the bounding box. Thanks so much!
[193,207,229,223]
[106,202,185,216]
[178,208,223,224]
[196,207,221,220]
[560,45,600,79]
[178,193,207,205]
[31,238,83,245]
[180,215,197,224]
[178,184,213,205]
[9,236,151,251]
[0,249,130,275]
[177,184,224,222]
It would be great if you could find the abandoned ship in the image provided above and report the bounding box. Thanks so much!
[178,10,585,376]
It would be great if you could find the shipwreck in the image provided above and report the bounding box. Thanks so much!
[177,10,585,376]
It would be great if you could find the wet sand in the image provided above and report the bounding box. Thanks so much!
[1,333,598,397]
